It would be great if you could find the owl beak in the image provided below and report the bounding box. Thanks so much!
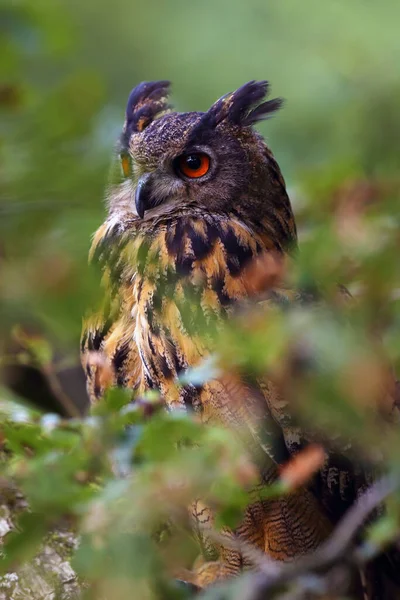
[135,173,153,219]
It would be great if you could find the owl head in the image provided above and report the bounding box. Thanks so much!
[111,80,296,250]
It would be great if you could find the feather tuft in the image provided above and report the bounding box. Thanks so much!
[121,80,171,145]
[194,80,283,135]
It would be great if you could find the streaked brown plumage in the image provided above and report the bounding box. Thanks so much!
[81,80,333,585]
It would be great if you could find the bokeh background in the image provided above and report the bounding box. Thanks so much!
[1,0,399,407]
[1,3,400,598]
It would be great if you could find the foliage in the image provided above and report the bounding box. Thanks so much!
[0,1,400,599]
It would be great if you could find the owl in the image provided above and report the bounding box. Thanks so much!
[81,80,335,586]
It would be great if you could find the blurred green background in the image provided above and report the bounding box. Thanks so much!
[1,4,400,597]
[1,0,399,409]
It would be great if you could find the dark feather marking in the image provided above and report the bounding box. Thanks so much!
[147,334,156,356]
[169,344,186,374]
[92,317,113,351]
[158,353,173,379]
[116,374,126,388]
[187,225,214,260]
[144,372,155,389]
[211,275,231,306]
[219,225,254,276]
[226,246,254,276]
[113,342,130,374]
[145,355,158,379]
[175,255,193,277]
[165,220,186,256]
[205,221,220,245]
[219,225,245,254]
[165,219,196,276]
[166,219,219,264]
[91,316,114,352]
[89,329,104,352]
[226,255,242,277]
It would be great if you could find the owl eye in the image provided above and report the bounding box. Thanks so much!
[176,153,210,179]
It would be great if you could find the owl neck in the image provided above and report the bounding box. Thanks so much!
[130,213,288,311]
[134,205,296,263]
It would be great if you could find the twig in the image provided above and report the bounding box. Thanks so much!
[198,475,400,600]
[247,474,400,596]
[204,527,281,577]
[41,365,81,418]
[315,475,399,565]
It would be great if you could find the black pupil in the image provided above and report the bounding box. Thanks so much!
[185,154,202,170]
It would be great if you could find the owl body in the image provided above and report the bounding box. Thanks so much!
[81,81,332,583]
[83,80,296,403]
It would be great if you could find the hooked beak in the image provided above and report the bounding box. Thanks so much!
[135,173,154,219]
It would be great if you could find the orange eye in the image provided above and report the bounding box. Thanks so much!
[177,153,210,178]
[121,154,131,177]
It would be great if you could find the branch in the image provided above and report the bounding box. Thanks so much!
[249,474,399,597]
[200,475,400,600]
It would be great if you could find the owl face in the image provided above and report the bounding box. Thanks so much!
[113,81,292,241]
[128,110,252,219]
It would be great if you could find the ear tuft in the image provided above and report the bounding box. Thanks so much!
[243,96,284,126]
[200,80,283,130]
[122,80,171,143]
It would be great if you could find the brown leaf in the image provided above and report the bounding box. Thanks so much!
[242,252,286,295]
[279,444,326,490]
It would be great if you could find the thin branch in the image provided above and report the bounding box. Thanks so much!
[198,475,400,600]
[315,475,399,565]
[40,365,81,418]
[246,474,400,597]
[204,527,281,577]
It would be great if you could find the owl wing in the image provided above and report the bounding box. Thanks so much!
[80,221,144,404]
[81,211,334,569]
